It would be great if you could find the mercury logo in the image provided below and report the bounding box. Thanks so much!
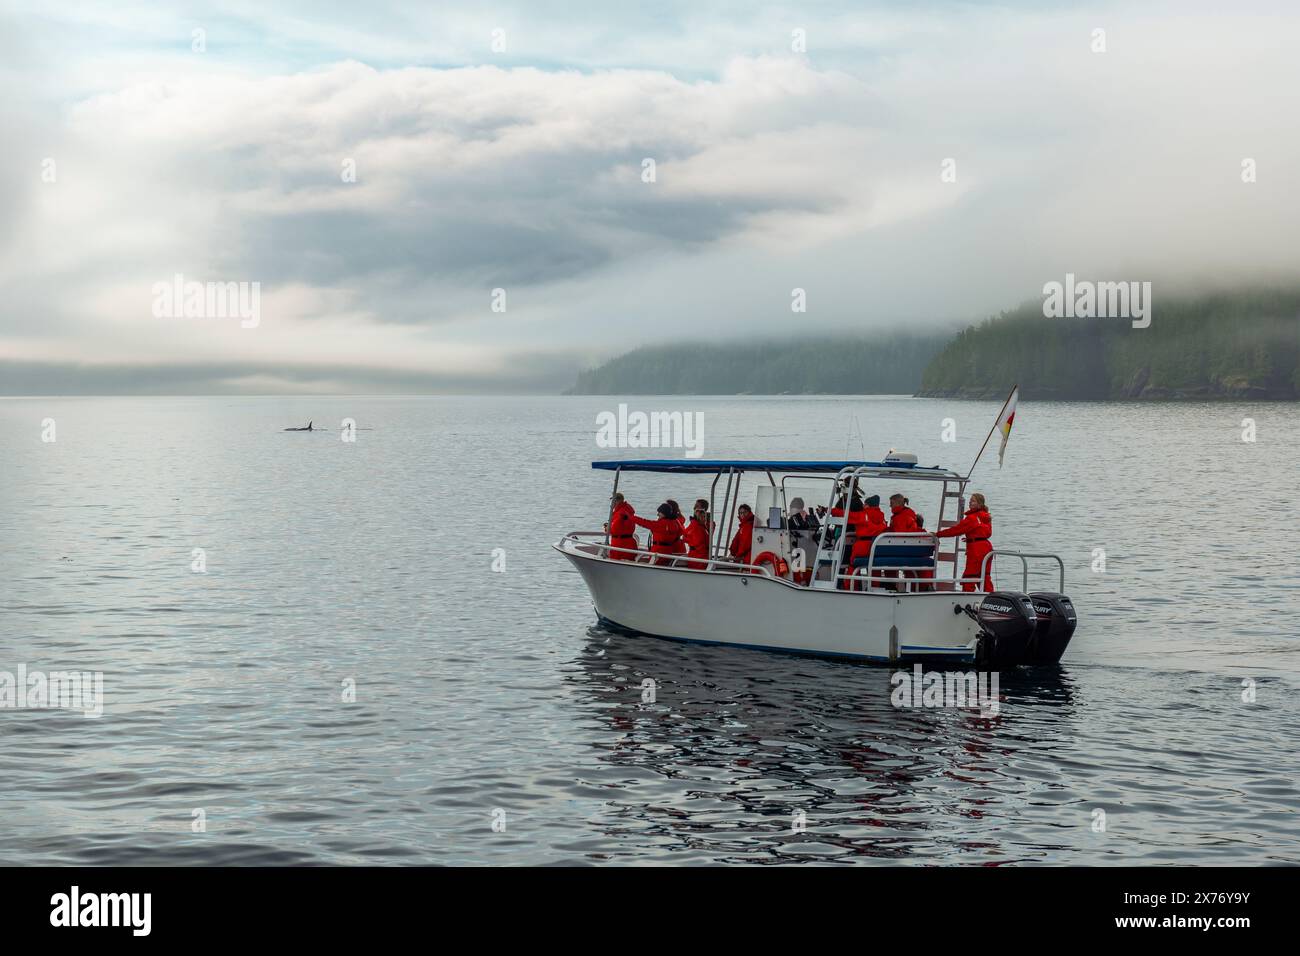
[50,886,151,936]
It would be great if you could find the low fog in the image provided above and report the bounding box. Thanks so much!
[1,0,1296,393]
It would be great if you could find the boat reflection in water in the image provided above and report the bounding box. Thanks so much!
[565,626,1078,864]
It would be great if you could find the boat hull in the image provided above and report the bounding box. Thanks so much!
[557,540,983,663]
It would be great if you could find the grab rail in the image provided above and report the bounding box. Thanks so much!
[829,532,938,592]
[981,550,1065,593]
[560,532,778,578]
[563,533,1065,594]
[833,543,1065,593]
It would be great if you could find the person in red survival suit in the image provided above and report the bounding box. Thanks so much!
[888,493,919,533]
[634,502,687,565]
[728,504,755,565]
[935,492,994,592]
[829,489,875,589]
[829,491,862,589]
[683,500,713,566]
[906,497,936,591]
[881,493,921,591]
[829,488,864,524]
[605,492,640,560]
[850,494,890,589]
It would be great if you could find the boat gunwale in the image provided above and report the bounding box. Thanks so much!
[555,534,985,598]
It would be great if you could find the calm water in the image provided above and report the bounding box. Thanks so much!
[1,395,1298,865]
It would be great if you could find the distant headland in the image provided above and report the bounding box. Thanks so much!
[567,287,1300,400]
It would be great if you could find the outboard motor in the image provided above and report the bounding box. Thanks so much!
[1026,592,1078,664]
[975,591,1037,668]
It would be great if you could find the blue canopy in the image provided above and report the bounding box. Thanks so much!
[592,459,926,474]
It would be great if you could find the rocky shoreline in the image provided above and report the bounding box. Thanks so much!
[917,377,1296,401]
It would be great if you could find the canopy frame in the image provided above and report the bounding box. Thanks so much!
[597,459,967,581]
[591,459,960,479]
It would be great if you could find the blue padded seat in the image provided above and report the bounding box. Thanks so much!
[855,545,934,569]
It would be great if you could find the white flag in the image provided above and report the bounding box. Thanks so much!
[997,386,1019,468]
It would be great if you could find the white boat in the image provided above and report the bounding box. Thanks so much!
[555,455,1077,666]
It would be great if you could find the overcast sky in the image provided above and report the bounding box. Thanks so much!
[1,0,1297,394]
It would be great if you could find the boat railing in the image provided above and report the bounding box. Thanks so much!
[830,538,1065,593]
[829,565,1058,592]
[832,531,940,592]
[831,570,984,590]
[982,550,1065,593]
[559,532,779,577]
[562,533,1065,594]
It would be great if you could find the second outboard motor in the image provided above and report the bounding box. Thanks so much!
[1026,592,1078,664]
[975,591,1037,668]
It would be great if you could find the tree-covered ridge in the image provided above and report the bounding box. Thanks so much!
[567,289,1300,398]
[566,334,949,395]
[918,288,1300,400]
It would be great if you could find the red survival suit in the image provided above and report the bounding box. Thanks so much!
[831,504,889,588]
[608,500,639,560]
[728,512,754,565]
[634,513,687,564]
[936,506,993,592]
[884,504,924,589]
[889,504,919,534]
[683,516,711,565]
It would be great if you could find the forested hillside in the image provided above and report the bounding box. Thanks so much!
[918,288,1300,400]
[567,289,1300,399]
[566,334,948,395]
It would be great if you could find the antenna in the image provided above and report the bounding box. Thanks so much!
[845,414,864,459]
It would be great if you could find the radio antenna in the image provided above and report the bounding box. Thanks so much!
[848,414,866,460]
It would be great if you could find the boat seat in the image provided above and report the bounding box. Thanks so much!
[859,533,938,570]
[855,546,935,569]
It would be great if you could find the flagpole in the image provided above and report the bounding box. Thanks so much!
[964,384,1017,480]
